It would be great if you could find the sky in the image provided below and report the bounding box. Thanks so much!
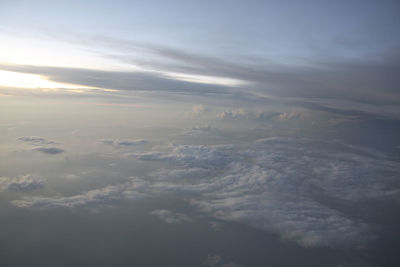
[1,1,400,266]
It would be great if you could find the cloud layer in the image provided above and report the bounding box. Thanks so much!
[2,39,400,120]
[11,137,400,247]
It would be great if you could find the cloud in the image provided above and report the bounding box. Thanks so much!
[189,104,205,115]
[2,48,400,119]
[130,145,233,169]
[17,136,57,145]
[0,63,231,96]
[181,126,221,137]
[149,209,193,224]
[12,138,400,247]
[98,40,400,109]
[150,167,210,182]
[33,147,64,154]
[278,111,302,121]
[17,136,64,154]
[218,109,249,120]
[12,178,149,209]
[143,45,400,120]
[203,254,221,267]
[217,109,298,122]
[99,139,148,147]
[131,139,400,247]
[0,175,43,192]
[148,45,400,105]
[186,104,211,117]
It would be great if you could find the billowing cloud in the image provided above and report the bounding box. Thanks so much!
[12,138,400,247]
[217,109,298,122]
[12,178,149,209]
[130,145,232,169]
[0,175,43,192]
[218,109,249,120]
[149,209,193,224]
[186,104,211,117]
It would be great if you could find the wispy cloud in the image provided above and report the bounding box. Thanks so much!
[0,63,231,95]
[0,175,43,192]
[17,136,64,154]
[12,178,148,209]
[17,136,57,145]
[33,147,64,154]
[150,209,193,224]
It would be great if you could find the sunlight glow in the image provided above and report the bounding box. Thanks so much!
[0,33,137,71]
[162,71,248,87]
[0,70,87,89]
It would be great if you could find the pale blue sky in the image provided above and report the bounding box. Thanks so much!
[1,0,399,64]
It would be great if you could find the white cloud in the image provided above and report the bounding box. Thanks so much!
[133,139,399,247]
[218,109,249,120]
[17,136,57,145]
[278,111,301,121]
[135,145,233,169]
[99,139,148,147]
[217,109,298,122]
[12,138,400,247]
[181,126,221,137]
[150,167,211,182]
[187,104,208,117]
[149,209,193,224]
[0,175,43,192]
[12,177,149,209]
[17,136,64,154]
